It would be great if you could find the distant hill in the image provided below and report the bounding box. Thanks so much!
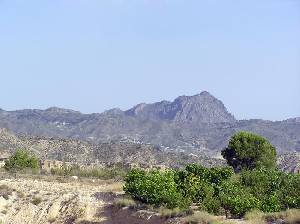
[0,91,299,155]
[1,128,298,173]
[0,128,224,168]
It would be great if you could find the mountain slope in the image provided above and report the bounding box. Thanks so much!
[0,91,299,154]
[0,128,224,168]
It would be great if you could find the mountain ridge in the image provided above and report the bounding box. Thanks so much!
[0,91,299,155]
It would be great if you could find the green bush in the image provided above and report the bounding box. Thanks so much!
[175,164,233,214]
[278,173,300,210]
[240,168,300,212]
[221,131,277,172]
[124,169,188,208]
[183,164,234,185]
[219,180,260,217]
[4,150,39,171]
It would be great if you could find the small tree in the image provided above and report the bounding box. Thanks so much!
[221,132,277,172]
[4,150,39,172]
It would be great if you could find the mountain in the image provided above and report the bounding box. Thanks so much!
[0,91,299,155]
[125,91,236,123]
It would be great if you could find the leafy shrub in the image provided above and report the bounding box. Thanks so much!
[277,173,300,210]
[124,169,188,209]
[4,150,39,171]
[221,131,277,172]
[176,170,214,202]
[240,168,300,212]
[175,164,233,214]
[219,180,260,217]
[183,164,234,186]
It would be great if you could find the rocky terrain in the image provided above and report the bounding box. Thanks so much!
[277,152,300,173]
[0,91,299,156]
[0,128,298,173]
[0,175,124,224]
[0,128,224,168]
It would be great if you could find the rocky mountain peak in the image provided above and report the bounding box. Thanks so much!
[125,91,236,123]
[171,91,235,123]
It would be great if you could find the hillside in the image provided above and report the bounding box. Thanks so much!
[0,128,224,168]
[0,92,299,155]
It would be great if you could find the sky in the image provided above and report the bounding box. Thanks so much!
[0,0,299,121]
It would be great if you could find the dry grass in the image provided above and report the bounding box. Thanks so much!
[245,209,300,224]
[159,207,192,218]
[244,209,265,224]
[285,209,300,224]
[102,182,124,193]
[114,198,137,208]
[183,211,219,224]
[264,209,300,224]
[159,207,182,218]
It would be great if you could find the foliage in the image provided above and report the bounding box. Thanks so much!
[240,168,300,212]
[277,173,300,210]
[219,180,260,217]
[124,169,188,208]
[221,131,277,172]
[175,164,233,214]
[123,132,299,219]
[4,150,39,171]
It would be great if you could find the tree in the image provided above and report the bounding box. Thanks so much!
[4,150,39,171]
[221,132,277,172]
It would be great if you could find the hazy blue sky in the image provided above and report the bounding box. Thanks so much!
[0,0,299,121]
